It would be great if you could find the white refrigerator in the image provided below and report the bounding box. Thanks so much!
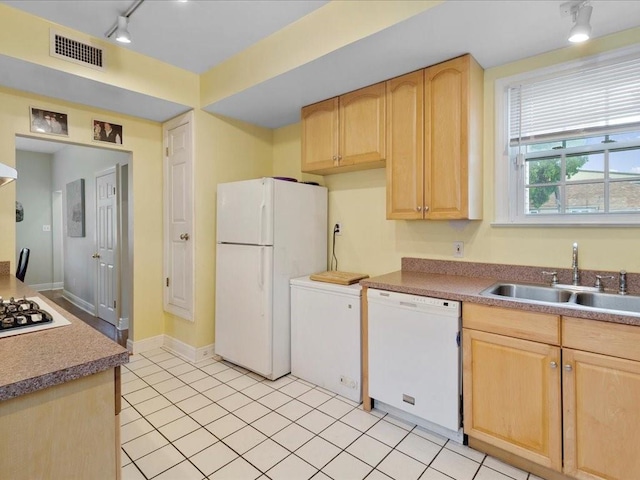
[215,178,327,380]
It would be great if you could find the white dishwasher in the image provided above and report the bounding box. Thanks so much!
[367,288,462,441]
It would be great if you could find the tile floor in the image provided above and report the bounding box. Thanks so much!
[121,349,541,480]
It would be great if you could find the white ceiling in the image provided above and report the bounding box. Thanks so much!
[2,0,640,128]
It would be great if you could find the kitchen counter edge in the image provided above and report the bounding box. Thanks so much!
[0,276,129,401]
[361,270,640,327]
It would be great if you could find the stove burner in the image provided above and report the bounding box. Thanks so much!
[0,296,53,331]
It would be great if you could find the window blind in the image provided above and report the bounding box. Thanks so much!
[509,54,640,145]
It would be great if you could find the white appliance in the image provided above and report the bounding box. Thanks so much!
[215,178,327,380]
[290,276,362,402]
[367,288,462,442]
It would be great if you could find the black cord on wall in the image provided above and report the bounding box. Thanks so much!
[330,223,339,271]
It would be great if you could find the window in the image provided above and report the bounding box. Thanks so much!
[494,46,640,225]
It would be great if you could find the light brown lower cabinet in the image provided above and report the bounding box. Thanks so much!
[464,305,640,480]
[0,369,120,480]
[463,328,562,470]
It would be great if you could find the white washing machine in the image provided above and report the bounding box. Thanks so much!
[290,276,362,402]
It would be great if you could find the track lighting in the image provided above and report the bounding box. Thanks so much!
[561,1,593,43]
[105,0,145,44]
[115,16,131,44]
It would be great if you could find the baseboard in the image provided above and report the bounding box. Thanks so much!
[163,335,214,363]
[117,317,129,331]
[52,281,63,290]
[127,335,164,355]
[126,334,214,364]
[62,289,95,316]
[29,282,55,292]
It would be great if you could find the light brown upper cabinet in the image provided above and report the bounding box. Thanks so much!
[387,54,483,220]
[301,83,386,175]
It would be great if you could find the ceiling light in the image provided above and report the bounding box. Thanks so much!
[568,2,593,43]
[105,0,144,43]
[115,16,131,44]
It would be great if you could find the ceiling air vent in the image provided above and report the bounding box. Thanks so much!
[50,30,104,71]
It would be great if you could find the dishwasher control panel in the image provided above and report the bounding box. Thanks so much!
[368,288,460,313]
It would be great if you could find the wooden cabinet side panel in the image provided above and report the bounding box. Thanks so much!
[361,286,372,411]
[339,82,386,165]
[386,70,424,220]
[463,329,562,470]
[424,56,467,219]
[563,349,640,480]
[463,303,561,345]
[0,370,117,480]
[301,98,339,173]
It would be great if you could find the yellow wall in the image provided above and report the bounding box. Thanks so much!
[274,27,640,278]
[0,86,166,341]
[164,111,273,348]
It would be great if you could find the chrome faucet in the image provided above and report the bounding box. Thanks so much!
[571,242,580,286]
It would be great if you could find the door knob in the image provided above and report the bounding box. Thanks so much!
[92,253,101,259]
[180,233,190,241]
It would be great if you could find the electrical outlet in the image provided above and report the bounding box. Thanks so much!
[42,225,51,232]
[334,223,342,235]
[453,241,464,258]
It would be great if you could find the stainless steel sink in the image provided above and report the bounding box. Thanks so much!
[573,292,640,314]
[482,283,574,303]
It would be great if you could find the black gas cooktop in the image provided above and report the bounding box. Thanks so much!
[0,297,53,331]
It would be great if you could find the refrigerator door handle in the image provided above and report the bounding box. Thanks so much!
[258,247,264,289]
[259,201,266,245]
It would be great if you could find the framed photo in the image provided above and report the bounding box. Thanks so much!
[30,107,68,136]
[93,119,123,145]
[66,179,85,237]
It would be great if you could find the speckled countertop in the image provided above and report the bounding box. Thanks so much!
[361,258,640,327]
[0,275,129,401]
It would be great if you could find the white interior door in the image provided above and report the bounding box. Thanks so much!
[96,168,118,325]
[215,243,273,377]
[163,111,194,320]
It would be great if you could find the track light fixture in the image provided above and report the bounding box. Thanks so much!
[105,0,145,44]
[115,16,131,44]
[560,1,593,43]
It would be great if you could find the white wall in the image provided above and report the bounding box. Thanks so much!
[15,151,53,287]
[51,144,129,309]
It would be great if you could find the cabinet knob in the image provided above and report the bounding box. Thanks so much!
[416,206,422,212]
[338,155,342,161]
[550,361,557,369]
[424,206,429,212]
[564,364,573,372]
[333,156,337,161]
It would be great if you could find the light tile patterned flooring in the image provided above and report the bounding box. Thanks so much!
[121,349,542,480]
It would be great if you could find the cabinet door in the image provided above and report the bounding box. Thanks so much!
[339,82,386,167]
[424,55,469,219]
[463,329,562,470]
[386,70,424,220]
[563,349,640,480]
[301,97,339,173]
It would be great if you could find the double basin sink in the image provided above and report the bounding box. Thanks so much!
[481,283,640,316]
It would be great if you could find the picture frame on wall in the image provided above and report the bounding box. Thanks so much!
[66,179,85,237]
[30,107,68,136]
[93,119,123,145]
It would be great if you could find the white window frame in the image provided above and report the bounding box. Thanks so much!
[494,44,640,227]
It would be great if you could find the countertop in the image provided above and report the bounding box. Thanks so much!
[361,265,640,327]
[0,275,129,401]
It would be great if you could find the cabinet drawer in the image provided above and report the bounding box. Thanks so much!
[563,316,640,362]
[463,303,560,345]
